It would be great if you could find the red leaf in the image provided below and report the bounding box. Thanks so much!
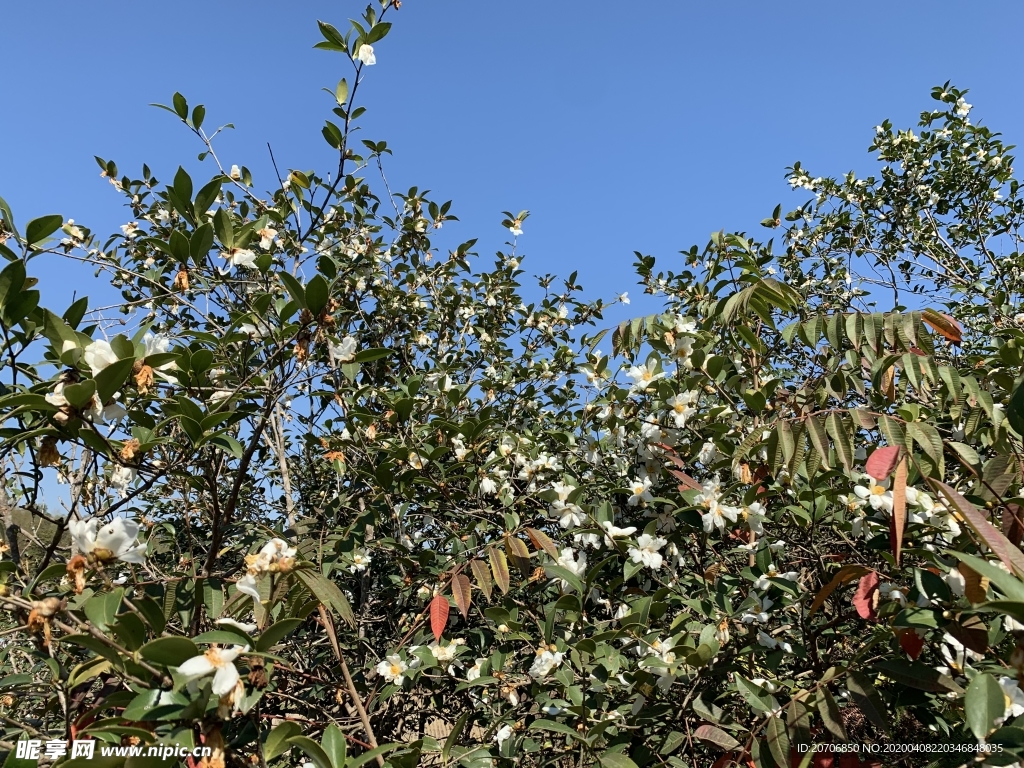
[865,445,900,480]
[890,457,908,565]
[452,573,472,619]
[922,308,962,345]
[429,593,449,641]
[853,571,879,620]
[898,628,925,660]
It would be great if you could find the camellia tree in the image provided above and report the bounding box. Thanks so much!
[2,4,1024,768]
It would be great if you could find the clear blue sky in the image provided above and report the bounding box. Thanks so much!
[2,1,1022,325]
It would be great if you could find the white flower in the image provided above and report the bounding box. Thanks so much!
[429,640,458,662]
[109,464,137,495]
[955,97,972,117]
[529,648,564,679]
[237,538,298,601]
[479,475,498,496]
[555,548,587,590]
[601,521,637,548]
[854,480,893,513]
[356,44,376,66]
[509,220,523,237]
[258,227,278,250]
[177,645,249,696]
[376,654,408,685]
[628,534,666,570]
[879,582,907,607]
[349,549,371,573]
[70,517,147,564]
[626,363,665,392]
[215,618,257,633]
[757,631,792,653]
[618,292,630,305]
[666,392,697,428]
[740,502,766,535]
[698,441,718,465]
[466,657,486,682]
[702,501,738,534]
[741,593,774,624]
[407,451,425,470]
[120,222,139,239]
[331,336,357,363]
[943,568,966,597]
[627,476,653,506]
[229,164,241,180]
[495,724,513,748]
[84,340,119,376]
[220,248,257,268]
[1001,677,1024,720]
[753,564,800,591]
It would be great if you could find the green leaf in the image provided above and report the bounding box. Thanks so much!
[94,357,136,404]
[296,569,355,626]
[529,719,581,740]
[172,92,188,119]
[0,260,26,308]
[25,214,64,246]
[264,722,301,760]
[846,672,890,736]
[213,208,234,249]
[349,743,404,768]
[321,723,348,768]
[599,753,639,768]
[139,636,199,667]
[816,688,847,742]
[305,275,330,315]
[335,78,349,105]
[256,618,304,652]
[352,347,392,363]
[872,659,963,694]
[966,673,1005,739]
[766,715,790,767]
[192,104,206,131]
[693,724,740,751]
[1009,383,1024,437]
[286,736,333,768]
[279,271,306,308]
[62,379,97,409]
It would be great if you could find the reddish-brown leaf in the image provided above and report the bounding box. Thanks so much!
[488,546,510,594]
[668,468,702,491]
[505,536,532,576]
[890,457,907,565]
[470,559,493,601]
[898,629,925,660]
[429,593,449,641]
[853,571,879,620]
[525,527,559,560]
[808,565,871,618]
[865,445,901,480]
[922,308,963,345]
[1003,503,1024,547]
[452,573,472,619]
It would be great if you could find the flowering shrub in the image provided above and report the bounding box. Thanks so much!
[1,5,1024,768]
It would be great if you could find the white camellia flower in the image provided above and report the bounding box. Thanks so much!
[429,640,459,662]
[757,631,793,654]
[508,220,523,237]
[349,548,371,573]
[853,479,894,513]
[356,43,376,66]
[84,340,119,377]
[108,465,137,496]
[740,502,766,535]
[601,521,637,548]
[215,618,257,633]
[742,594,774,624]
[955,97,972,117]
[376,654,408,685]
[466,657,486,682]
[626,476,653,507]
[237,538,298,601]
[698,440,719,465]
[666,392,698,428]
[495,724,513,748]
[626,363,665,392]
[753,564,800,591]
[258,227,278,250]
[554,548,587,590]
[70,517,147,564]
[702,501,738,534]
[1000,677,1024,720]
[120,222,139,239]
[529,648,564,679]
[220,248,257,269]
[628,534,667,570]
[331,336,357,363]
[176,645,249,695]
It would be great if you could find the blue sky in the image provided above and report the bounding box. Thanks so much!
[2,1,1022,326]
